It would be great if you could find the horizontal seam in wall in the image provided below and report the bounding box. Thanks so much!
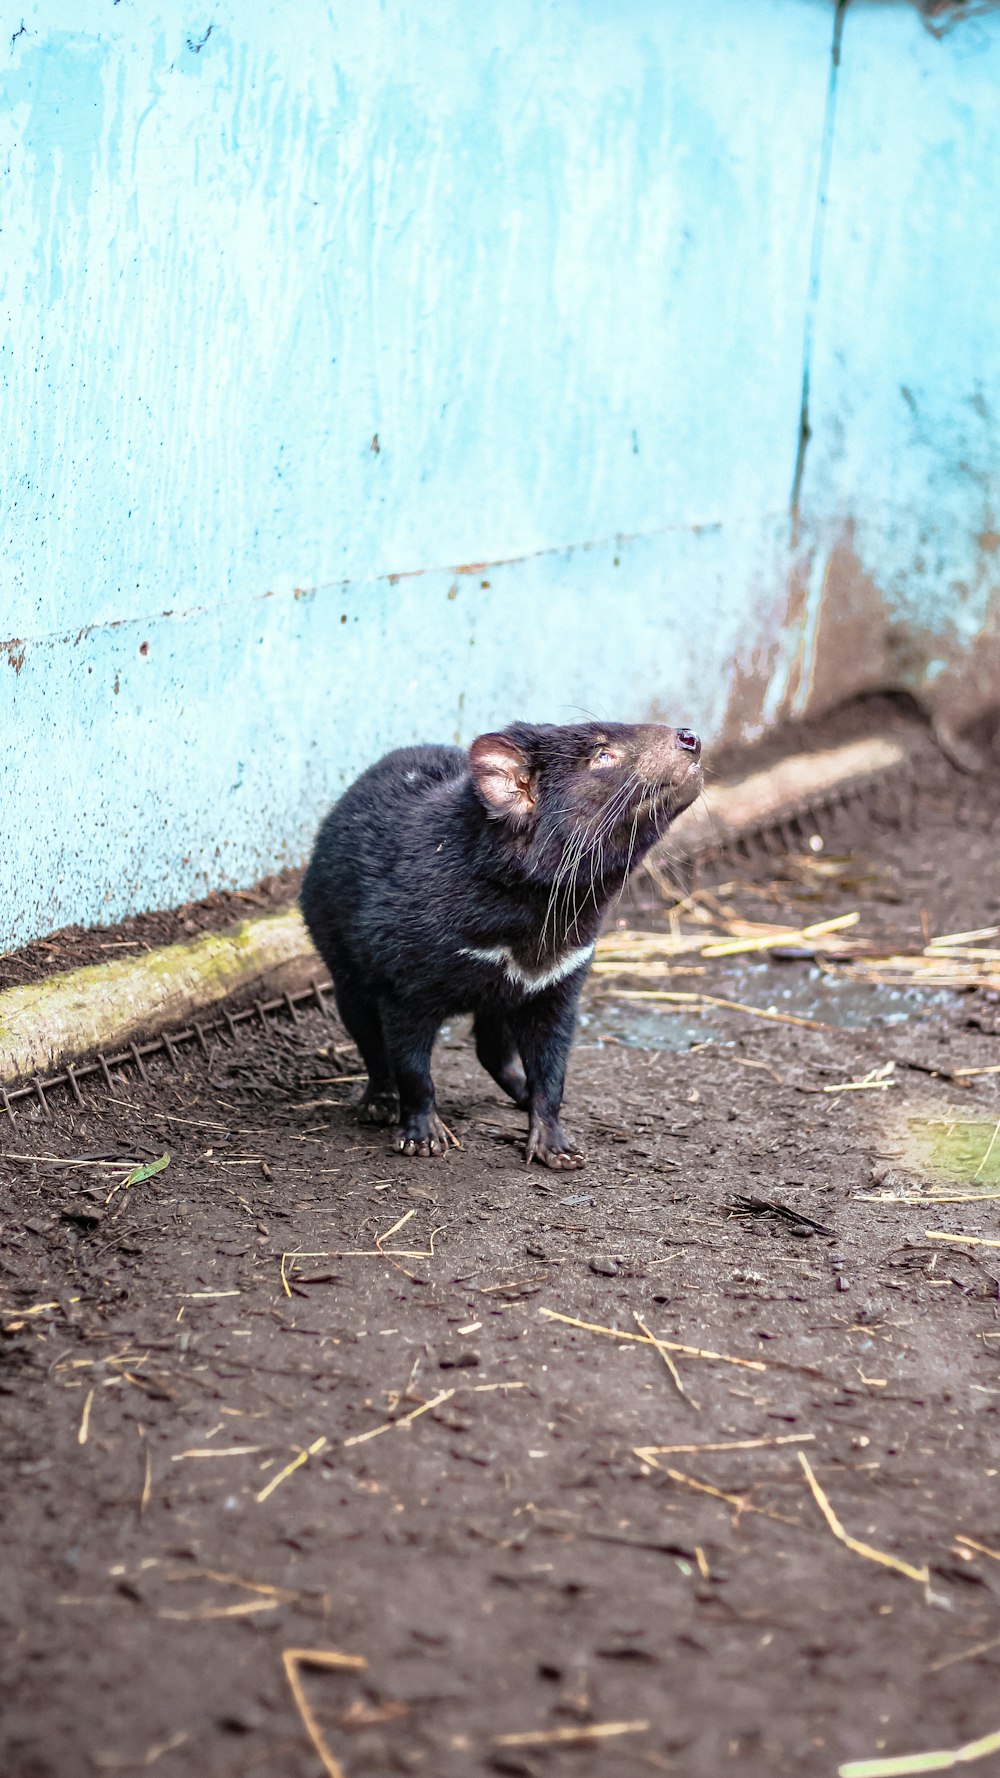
[2,512,785,653]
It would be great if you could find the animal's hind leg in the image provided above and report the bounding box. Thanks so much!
[473,1010,529,1109]
[331,969,399,1125]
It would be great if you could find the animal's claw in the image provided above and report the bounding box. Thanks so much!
[525,1113,586,1171]
[393,1111,449,1159]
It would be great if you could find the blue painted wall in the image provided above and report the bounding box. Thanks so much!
[2,1,998,946]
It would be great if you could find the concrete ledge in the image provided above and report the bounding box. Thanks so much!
[0,908,319,1087]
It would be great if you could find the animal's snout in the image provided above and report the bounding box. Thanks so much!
[675,728,701,759]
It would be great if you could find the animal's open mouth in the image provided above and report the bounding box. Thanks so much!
[675,757,703,800]
[636,761,702,819]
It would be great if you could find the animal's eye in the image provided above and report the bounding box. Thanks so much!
[591,747,617,768]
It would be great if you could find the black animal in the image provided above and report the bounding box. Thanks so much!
[300,719,702,1169]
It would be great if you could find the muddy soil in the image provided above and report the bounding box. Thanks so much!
[2,758,999,1778]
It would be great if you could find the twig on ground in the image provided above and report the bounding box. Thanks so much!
[343,1388,455,1449]
[634,1311,700,1410]
[701,911,860,957]
[92,1729,190,1769]
[929,1635,1000,1674]
[636,1433,814,1458]
[159,1599,278,1621]
[798,1453,928,1586]
[139,1431,152,1515]
[601,989,834,1033]
[256,1436,327,1504]
[954,1535,1000,1564]
[973,1116,1000,1181]
[78,1388,94,1445]
[494,1721,650,1747]
[639,1455,800,1526]
[539,1307,768,1371]
[282,1647,368,1778]
[839,1723,1000,1776]
[925,1232,1000,1250]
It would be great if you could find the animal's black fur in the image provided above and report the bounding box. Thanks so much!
[300,719,702,1167]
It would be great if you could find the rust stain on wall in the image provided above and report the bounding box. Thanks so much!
[802,523,894,717]
[3,641,26,674]
[716,640,782,746]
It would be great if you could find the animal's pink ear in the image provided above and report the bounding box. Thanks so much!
[469,733,536,822]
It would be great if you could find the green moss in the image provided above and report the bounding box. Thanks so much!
[901,1114,1000,1186]
[0,906,314,1084]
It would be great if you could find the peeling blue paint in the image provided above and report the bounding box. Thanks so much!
[2,1,999,947]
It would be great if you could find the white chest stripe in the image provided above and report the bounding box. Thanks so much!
[458,941,595,994]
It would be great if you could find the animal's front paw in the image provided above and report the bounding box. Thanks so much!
[358,1087,400,1126]
[525,1114,586,1171]
[394,1109,450,1158]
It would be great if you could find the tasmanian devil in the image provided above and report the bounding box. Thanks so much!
[300,719,702,1169]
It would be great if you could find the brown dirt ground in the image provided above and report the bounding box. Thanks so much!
[2,753,1000,1778]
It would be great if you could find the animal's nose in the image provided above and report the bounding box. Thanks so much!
[675,728,701,758]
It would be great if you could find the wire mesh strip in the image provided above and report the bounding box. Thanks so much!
[668,757,917,870]
[0,977,335,1119]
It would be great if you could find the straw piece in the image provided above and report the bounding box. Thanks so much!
[279,1209,444,1296]
[177,1290,240,1299]
[973,1117,1000,1181]
[92,1729,190,1770]
[929,926,1000,947]
[375,1208,417,1247]
[839,1725,1000,1776]
[646,1461,799,1526]
[78,1388,95,1446]
[633,1312,700,1411]
[172,1445,264,1461]
[925,1232,1000,1250]
[605,989,834,1033]
[282,1647,368,1778]
[701,911,859,957]
[954,1535,1000,1565]
[930,1636,1000,1674]
[857,1194,1000,1204]
[798,1453,928,1585]
[159,1599,278,1620]
[140,1437,152,1516]
[256,1436,327,1504]
[636,1433,814,1458]
[539,1307,767,1372]
[494,1721,649,1747]
[343,1388,455,1449]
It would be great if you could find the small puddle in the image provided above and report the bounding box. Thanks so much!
[583,956,956,1051]
[578,1002,722,1052]
[717,958,956,1030]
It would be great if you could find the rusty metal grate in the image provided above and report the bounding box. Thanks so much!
[666,754,919,873]
[0,977,337,1122]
